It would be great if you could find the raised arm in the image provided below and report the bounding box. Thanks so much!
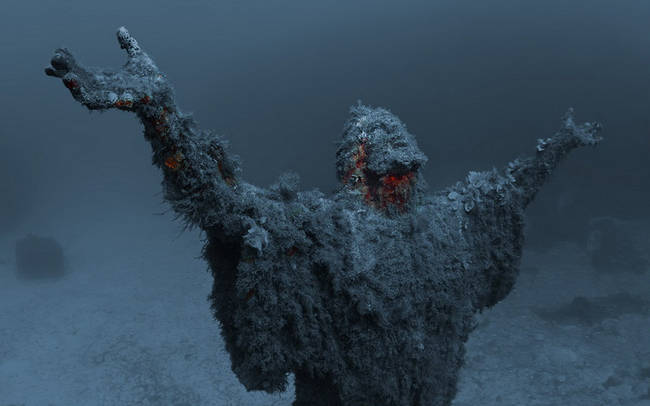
[435,110,602,310]
[505,109,602,208]
[45,27,256,236]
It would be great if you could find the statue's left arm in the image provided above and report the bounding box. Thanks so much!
[445,110,602,310]
[504,109,602,208]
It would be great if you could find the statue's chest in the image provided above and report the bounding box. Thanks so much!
[334,217,427,294]
[357,208,475,282]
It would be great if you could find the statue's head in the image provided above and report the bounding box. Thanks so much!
[336,104,427,213]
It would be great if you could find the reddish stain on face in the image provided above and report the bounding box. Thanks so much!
[343,139,372,204]
[378,172,415,209]
[343,139,416,212]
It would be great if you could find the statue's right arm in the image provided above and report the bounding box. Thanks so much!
[45,27,266,239]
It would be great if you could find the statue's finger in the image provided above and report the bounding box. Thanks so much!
[44,66,60,77]
[45,48,78,78]
[116,26,141,58]
[50,51,69,70]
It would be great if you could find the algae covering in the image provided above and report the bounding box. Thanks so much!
[45,27,602,406]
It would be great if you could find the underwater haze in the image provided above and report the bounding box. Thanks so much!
[1,1,649,405]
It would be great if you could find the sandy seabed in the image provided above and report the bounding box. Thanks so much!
[1,211,648,406]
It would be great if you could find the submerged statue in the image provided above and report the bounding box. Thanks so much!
[45,28,602,406]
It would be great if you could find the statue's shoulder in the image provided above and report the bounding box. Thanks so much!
[426,168,519,217]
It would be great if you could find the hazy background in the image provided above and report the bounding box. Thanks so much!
[1,1,649,405]
[1,0,649,241]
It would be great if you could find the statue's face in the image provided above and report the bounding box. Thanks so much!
[337,105,427,213]
[341,137,418,211]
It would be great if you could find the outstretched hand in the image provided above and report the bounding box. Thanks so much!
[45,27,243,231]
[562,108,603,146]
[535,108,603,154]
[45,27,165,111]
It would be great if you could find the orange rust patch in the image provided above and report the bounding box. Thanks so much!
[164,152,183,170]
[343,139,375,206]
[343,139,368,186]
[382,172,415,188]
[140,95,151,104]
[114,99,133,108]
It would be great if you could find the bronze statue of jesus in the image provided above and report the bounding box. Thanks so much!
[45,27,601,406]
